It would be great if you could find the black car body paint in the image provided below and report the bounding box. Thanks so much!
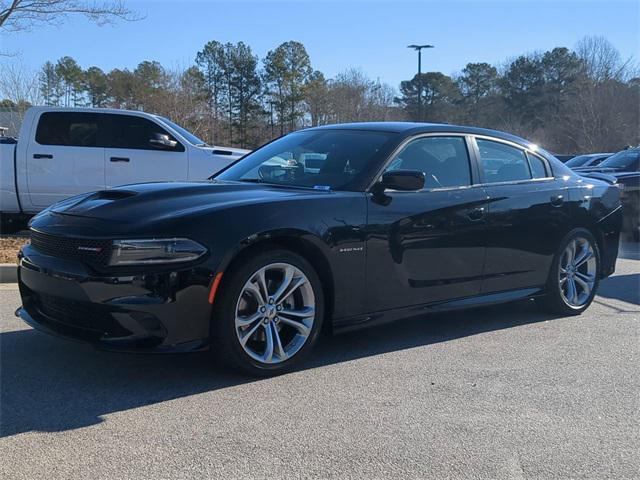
[17,123,622,352]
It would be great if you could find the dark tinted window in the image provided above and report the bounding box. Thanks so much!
[477,139,531,183]
[565,155,591,168]
[35,112,100,147]
[591,155,608,166]
[106,115,183,151]
[528,153,548,178]
[386,136,471,188]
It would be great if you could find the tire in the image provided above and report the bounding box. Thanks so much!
[539,228,600,315]
[211,249,324,376]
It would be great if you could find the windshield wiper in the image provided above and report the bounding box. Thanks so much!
[237,178,266,183]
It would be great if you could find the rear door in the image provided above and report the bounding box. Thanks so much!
[104,114,187,187]
[365,134,489,312]
[26,111,106,207]
[472,136,568,294]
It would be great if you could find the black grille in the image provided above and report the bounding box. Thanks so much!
[37,293,130,337]
[39,293,99,330]
[30,229,112,265]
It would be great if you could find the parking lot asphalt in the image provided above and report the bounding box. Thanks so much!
[0,246,638,479]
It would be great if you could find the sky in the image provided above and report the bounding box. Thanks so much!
[1,0,638,88]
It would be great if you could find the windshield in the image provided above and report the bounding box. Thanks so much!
[565,155,592,168]
[215,129,395,190]
[599,149,639,170]
[158,117,208,146]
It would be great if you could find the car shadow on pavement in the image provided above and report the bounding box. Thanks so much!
[3,264,639,438]
[1,299,564,438]
[595,273,640,305]
[618,241,640,261]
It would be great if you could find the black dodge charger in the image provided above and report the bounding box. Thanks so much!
[17,123,622,375]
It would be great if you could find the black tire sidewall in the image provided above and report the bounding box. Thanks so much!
[545,228,601,315]
[212,249,324,376]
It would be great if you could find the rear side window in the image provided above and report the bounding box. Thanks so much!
[105,115,184,151]
[527,152,548,178]
[35,112,100,147]
[476,139,531,183]
[386,136,471,188]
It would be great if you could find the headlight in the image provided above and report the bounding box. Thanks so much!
[109,238,207,266]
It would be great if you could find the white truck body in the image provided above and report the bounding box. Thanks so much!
[0,107,248,215]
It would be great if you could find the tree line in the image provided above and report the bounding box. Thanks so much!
[1,36,638,153]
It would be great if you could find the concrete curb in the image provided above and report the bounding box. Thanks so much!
[0,263,18,283]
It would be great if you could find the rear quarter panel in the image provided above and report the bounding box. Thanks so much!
[568,180,622,277]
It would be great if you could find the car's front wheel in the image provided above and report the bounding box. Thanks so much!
[540,228,600,315]
[211,249,324,376]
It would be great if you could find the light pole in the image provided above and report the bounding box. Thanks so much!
[407,44,434,121]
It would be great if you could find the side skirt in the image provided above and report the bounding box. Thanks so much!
[332,287,545,334]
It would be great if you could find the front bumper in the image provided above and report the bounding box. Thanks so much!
[17,244,214,353]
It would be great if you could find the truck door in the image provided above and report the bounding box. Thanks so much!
[104,114,188,187]
[26,111,106,207]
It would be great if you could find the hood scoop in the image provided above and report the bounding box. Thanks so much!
[52,189,139,216]
[89,189,138,200]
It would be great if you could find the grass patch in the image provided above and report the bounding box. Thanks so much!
[0,237,28,264]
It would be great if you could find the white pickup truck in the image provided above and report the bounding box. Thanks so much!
[1,107,248,229]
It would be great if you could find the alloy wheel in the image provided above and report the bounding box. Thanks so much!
[234,263,316,364]
[558,237,597,307]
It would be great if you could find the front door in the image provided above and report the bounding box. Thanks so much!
[365,135,488,312]
[104,114,188,188]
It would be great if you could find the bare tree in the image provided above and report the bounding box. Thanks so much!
[0,58,41,104]
[575,36,636,82]
[0,0,139,32]
[0,58,41,133]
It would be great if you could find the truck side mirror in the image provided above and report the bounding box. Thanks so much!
[149,133,178,150]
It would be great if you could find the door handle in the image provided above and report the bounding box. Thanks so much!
[110,157,130,162]
[550,194,564,207]
[467,207,486,221]
[33,153,53,159]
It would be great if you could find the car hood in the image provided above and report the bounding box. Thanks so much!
[574,166,627,174]
[576,166,639,178]
[48,181,327,225]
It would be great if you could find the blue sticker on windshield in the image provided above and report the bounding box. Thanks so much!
[313,185,331,191]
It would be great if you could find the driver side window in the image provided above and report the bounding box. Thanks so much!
[105,114,184,152]
[385,136,472,189]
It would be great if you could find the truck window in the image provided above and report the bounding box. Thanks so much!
[105,115,185,152]
[35,112,100,147]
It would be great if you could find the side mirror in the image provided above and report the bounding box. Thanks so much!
[379,170,425,192]
[149,133,178,150]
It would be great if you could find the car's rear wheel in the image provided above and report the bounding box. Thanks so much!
[211,249,324,376]
[540,228,600,315]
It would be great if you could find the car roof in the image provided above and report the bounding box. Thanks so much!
[305,122,537,149]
